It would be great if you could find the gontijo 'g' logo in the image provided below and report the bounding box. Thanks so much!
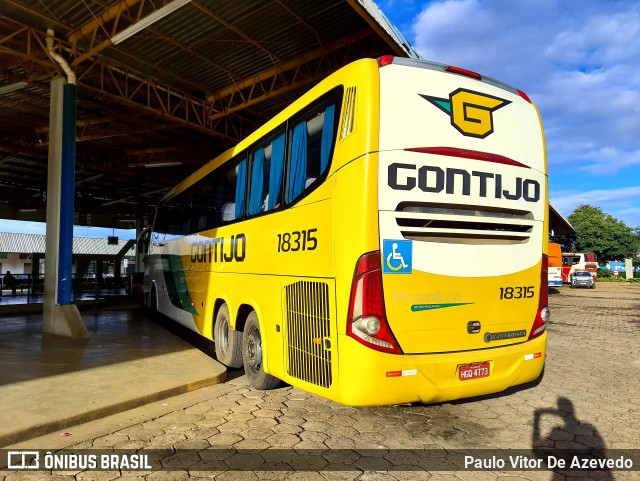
[420,88,511,139]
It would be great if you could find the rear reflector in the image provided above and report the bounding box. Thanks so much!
[347,251,402,354]
[445,66,481,80]
[405,146,530,169]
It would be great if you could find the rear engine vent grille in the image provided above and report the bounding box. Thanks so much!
[285,281,332,388]
[339,86,356,140]
[395,203,535,244]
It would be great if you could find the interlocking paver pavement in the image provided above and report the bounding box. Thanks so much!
[4,283,639,480]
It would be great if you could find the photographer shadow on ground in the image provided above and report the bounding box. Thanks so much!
[533,397,613,480]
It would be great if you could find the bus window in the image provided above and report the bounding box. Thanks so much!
[219,157,247,223]
[286,102,336,204]
[154,192,191,237]
[191,174,218,231]
[248,131,286,216]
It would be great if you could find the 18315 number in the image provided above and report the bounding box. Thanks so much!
[499,286,535,299]
[277,228,318,252]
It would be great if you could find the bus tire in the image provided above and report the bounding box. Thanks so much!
[243,311,281,390]
[214,304,244,368]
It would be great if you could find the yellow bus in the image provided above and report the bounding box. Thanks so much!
[139,56,549,406]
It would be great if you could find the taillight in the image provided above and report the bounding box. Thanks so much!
[347,251,402,354]
[529,254,549,340]
[445,65,481,80]
[517,90,532,103]
[377,55,395,67]
[405,146,530,169]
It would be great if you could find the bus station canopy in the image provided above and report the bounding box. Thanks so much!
[0,0,417,228]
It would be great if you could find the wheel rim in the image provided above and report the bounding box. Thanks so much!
[246,326,262,374]
[217,316,230,357]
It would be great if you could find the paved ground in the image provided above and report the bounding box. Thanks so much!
[4,283,640,480]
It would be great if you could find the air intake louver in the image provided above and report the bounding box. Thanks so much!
[395,203,535,244]
[285,281,332,388]
[339,86,356,140]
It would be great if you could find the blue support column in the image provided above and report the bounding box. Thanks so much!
[57,83,76,305]
[43,77,87,338]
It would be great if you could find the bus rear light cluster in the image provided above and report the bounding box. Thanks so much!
[445,65,481,80]
[517,90,532,103]
[347,251,402,354]
[405,146,529,169]
[377,55,395,67]
[529,254,549,340]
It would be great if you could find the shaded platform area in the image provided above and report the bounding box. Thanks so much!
[0,304,226,446]
[0,288,132,314]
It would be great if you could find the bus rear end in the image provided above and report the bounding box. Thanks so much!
[339,57,548,406]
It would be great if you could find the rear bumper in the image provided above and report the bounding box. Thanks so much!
[336,331,547,406]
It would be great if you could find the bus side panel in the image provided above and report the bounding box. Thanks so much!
[278,276,339,399]
[148,242,200,333]
[333,152,381,338]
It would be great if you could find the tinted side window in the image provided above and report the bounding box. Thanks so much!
[286,100,338,204]
[154,191,192,236]
[248,130,286,216]
[218,157,246,223]
[156,155,247,235]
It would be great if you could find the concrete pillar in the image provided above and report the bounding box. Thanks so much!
[135,218,144,272]
[43,76,88,339]
[625,258,633,280]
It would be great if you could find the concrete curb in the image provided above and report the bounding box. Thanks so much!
[0,370,226,447]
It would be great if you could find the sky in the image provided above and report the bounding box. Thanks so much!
[380,0,640,228]
[2,1,638,237]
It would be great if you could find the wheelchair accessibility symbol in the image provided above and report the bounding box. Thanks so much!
[383,239,412,274]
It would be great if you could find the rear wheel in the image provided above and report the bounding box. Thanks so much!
[214,304,244,368]
[243,311,280,390]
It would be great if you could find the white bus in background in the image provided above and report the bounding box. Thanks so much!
[561,252,598,283]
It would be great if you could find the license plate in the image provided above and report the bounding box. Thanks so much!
[458,362,490,381]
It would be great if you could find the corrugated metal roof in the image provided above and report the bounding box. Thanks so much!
[0,0,415,229]
[0,233,135,256]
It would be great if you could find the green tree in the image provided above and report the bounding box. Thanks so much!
[567,205,639,261]
[548,232,576,251]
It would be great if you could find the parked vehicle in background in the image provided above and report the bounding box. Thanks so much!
[570,270,595,289]
[548,243,562,287]
[562,252,598,283]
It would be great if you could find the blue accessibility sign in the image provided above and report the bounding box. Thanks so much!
[382,239,412,274]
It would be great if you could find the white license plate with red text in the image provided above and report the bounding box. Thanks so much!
[458,362,490,381]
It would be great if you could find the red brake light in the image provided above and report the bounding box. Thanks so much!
[517,90,532,103]
[529,254,549,340]
[347,251,402,354]
[405,146,530,169]
[378,55,395,67]
[445,65,481,80]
